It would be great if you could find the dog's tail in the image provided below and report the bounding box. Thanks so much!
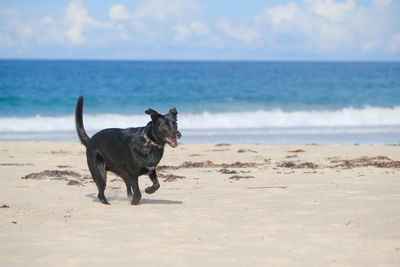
[75,96,90,147]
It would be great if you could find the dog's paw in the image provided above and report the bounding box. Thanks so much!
[131,198,141,205]
[145,184,160,194]
[99,197,110,205]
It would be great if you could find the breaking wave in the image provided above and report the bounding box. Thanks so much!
[0,106,399,133]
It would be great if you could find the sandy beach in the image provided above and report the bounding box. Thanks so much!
[1,142,400,266]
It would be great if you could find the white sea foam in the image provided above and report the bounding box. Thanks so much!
[0,106,399,133]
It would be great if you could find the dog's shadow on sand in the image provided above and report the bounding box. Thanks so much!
[86,193,183,205]
[140,198,183,205]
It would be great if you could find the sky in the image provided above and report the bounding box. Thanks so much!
[0,0,399,61]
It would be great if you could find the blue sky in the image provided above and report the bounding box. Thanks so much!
[0,0,399,60]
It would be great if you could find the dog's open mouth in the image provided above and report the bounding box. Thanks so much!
[164,136,178,148]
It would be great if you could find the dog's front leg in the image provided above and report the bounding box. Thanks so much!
[129,175,141,205]
[145,168,160,194]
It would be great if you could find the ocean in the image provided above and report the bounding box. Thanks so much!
[0,60,399,144]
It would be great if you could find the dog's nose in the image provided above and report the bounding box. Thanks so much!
[175,131,182,139]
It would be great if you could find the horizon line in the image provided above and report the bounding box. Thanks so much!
[0,58,399,63]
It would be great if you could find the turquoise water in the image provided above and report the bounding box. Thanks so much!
[0,60,399,144]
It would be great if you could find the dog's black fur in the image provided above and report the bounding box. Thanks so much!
[75,96,181,205]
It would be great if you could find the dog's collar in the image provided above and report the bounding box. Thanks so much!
[142,130,164,149]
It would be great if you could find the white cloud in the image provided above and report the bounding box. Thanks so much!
[37,26,65,45]
[64,1,92,44]
[41,16,54,25]
[115,24,132,41]
[190,21,209,36]
[306,0,356,21]
[109,5,131,20]
[312,22,352,51]
[12,19,34,39]
[64,1,113,45]
[107,0,207,44]
[132,0,204,22]
[0,17,34,49]
[0,32,13,47]
[216,20,261,44]
[389,34,400,52]
[173,21,209,41]
[260,2,298,30]
[252,0,400,54]
[173,24,190,41]
[361,40,381,52]
[373,0,392,8]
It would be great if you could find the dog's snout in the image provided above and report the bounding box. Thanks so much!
[175,131,182,139]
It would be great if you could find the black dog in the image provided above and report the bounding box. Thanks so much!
[75,96,181,205]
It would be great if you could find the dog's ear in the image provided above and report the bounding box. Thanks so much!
[169,107,178,120]
[145,108,161,122]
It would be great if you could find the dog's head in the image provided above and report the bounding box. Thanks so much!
[145,107,181,148]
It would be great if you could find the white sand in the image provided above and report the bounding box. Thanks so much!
[1,142,400,266]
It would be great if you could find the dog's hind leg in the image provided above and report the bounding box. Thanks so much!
[145,168,160,194]
[123,179,133,197]
[128,175,141,205]
[87,152,110,205]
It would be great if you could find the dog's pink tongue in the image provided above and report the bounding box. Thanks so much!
[166,136,178,147]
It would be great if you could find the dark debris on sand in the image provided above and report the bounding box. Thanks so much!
[158,161,261,171]
[278,161,319,169]
[215,144,231,147]
[222,162,258,168]
[21,170,82,180]
[237,149,257,153]
[229,175,255,180]
[219,168,238,174]
[21,170,93,186]
[278,155,400,170]
[157,165,179,171]
[57,165,73,168]
[159,173,186,182]
[157,160,262,182]
[51,150,68,154]
[67,180,82,186]
[0,163,34,166]
[288,149,306,153]
[331,156,400,169]
[1,204,10,208]
[180,161,216,168]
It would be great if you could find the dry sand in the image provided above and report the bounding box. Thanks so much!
[1,142,400,266]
